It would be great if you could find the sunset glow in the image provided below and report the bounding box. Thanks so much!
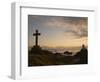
[28,15,88,49]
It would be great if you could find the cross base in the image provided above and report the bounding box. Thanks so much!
[30,45,42,54]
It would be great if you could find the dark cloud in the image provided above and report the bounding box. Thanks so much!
[63,17,88,38]
[65,27,87,38]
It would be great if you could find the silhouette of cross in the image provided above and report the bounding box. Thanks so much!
[33,29,41,46]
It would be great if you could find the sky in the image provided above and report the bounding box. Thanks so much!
[28,15,88,48]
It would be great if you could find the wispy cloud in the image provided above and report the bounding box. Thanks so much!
[28,15,88,47]
[29,15,88,39]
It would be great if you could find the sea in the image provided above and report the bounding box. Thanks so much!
[42,46,82,55]
[28,46,85,56]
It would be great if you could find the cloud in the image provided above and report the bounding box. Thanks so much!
[64,27,87,38]
[29,15,88,39]
[43,16,88,38]
[63,17,88,38]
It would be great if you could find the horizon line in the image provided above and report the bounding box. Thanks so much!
[28,45,88,48]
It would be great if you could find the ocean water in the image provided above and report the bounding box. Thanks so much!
[28,46,87,56]
[42,46,82,55]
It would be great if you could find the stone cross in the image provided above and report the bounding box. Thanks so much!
[33,29,41,46]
